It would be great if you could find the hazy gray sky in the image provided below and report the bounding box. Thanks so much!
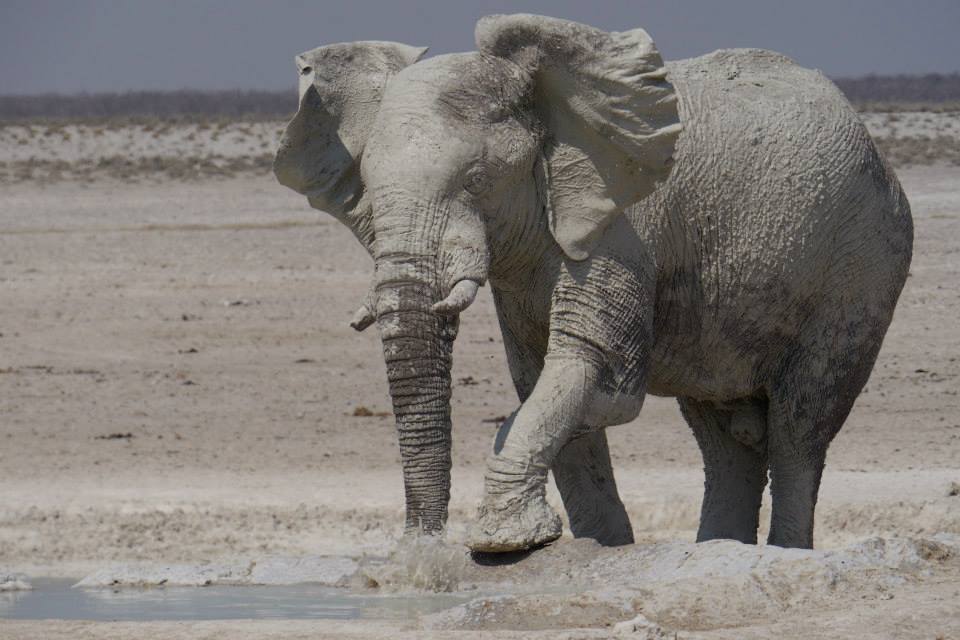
[1,0,957,95]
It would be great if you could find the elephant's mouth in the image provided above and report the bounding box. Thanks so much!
[274,137,358,206]
[304,168,364,212]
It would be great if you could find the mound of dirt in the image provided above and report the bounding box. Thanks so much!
[418,535,960,632]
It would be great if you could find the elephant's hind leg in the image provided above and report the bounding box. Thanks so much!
[766,318,888,549]
[765,389,837,549]
[680,397,768,544]
[553,431,634,546]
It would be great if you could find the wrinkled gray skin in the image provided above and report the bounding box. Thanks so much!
[274,14,912,552]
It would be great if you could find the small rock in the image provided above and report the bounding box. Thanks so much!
[0,572,32,591]
[352,406,389,418]
[948,482,960,497]
[613,613,673,638]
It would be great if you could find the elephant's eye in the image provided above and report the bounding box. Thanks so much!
[464,165,490,196]
[300,66,313,76]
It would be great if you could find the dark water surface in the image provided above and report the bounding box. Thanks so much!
[0,579,472,621]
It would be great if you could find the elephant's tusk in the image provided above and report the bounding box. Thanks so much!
[431,279,480,316]
[349,304,376,332]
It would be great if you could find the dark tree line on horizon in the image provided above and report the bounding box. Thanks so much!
[1,74,959,121]
[0,89,298,121]
[835,73,960,104]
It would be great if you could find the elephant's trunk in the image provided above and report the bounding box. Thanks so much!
[372,195,489,534]
[375,255,457,534]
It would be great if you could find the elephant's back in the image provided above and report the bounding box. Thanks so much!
[638,49,913,399]
[658,49,912,277]
[654,47,911,295]
[666,48,849,127]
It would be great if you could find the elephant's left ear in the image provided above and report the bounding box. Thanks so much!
[477,14,681,260]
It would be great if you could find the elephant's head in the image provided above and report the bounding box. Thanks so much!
[274,15,680,536]
[273,40,428,250]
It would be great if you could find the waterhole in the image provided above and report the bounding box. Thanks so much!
[0,579,475,621]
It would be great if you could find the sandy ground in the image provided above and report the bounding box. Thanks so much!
[0,114,959,637]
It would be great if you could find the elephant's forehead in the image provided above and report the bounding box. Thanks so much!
[296,41,402,73]
[383,53,529,124]
[392,53,479,85]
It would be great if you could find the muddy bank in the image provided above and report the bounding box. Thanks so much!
[13,534,959,637]
[418,535,960,632]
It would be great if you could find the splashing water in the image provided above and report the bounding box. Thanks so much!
[354,536,471,593]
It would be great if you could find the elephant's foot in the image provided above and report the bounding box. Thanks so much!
[465,485,561,553]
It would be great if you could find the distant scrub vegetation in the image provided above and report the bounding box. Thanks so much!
[1,74,959,122]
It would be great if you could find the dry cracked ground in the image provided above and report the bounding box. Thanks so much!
[0,112,958,638]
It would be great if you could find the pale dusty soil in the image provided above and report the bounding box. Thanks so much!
[859,110,960,139]
[0,123,959,637]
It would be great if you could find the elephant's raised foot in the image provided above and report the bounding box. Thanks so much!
[465,491,562,553]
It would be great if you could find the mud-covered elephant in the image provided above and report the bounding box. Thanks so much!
[274,14,912,552]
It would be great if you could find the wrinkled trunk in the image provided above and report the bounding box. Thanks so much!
[376,256,457,534]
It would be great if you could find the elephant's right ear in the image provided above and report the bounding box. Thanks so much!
[477,15,680,260]
[273,41,427,215]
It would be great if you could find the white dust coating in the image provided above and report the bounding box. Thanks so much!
[276,12,914,554]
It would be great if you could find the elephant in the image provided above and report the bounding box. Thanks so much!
[273,14,912,552]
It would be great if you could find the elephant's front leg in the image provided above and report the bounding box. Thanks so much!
[469,265,650,552]
[494,295,634,547]
[466,357,607,552]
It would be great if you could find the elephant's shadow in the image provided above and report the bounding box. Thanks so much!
[470,547,539,566]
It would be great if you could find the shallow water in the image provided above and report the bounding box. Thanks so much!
[0,579,473,621]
